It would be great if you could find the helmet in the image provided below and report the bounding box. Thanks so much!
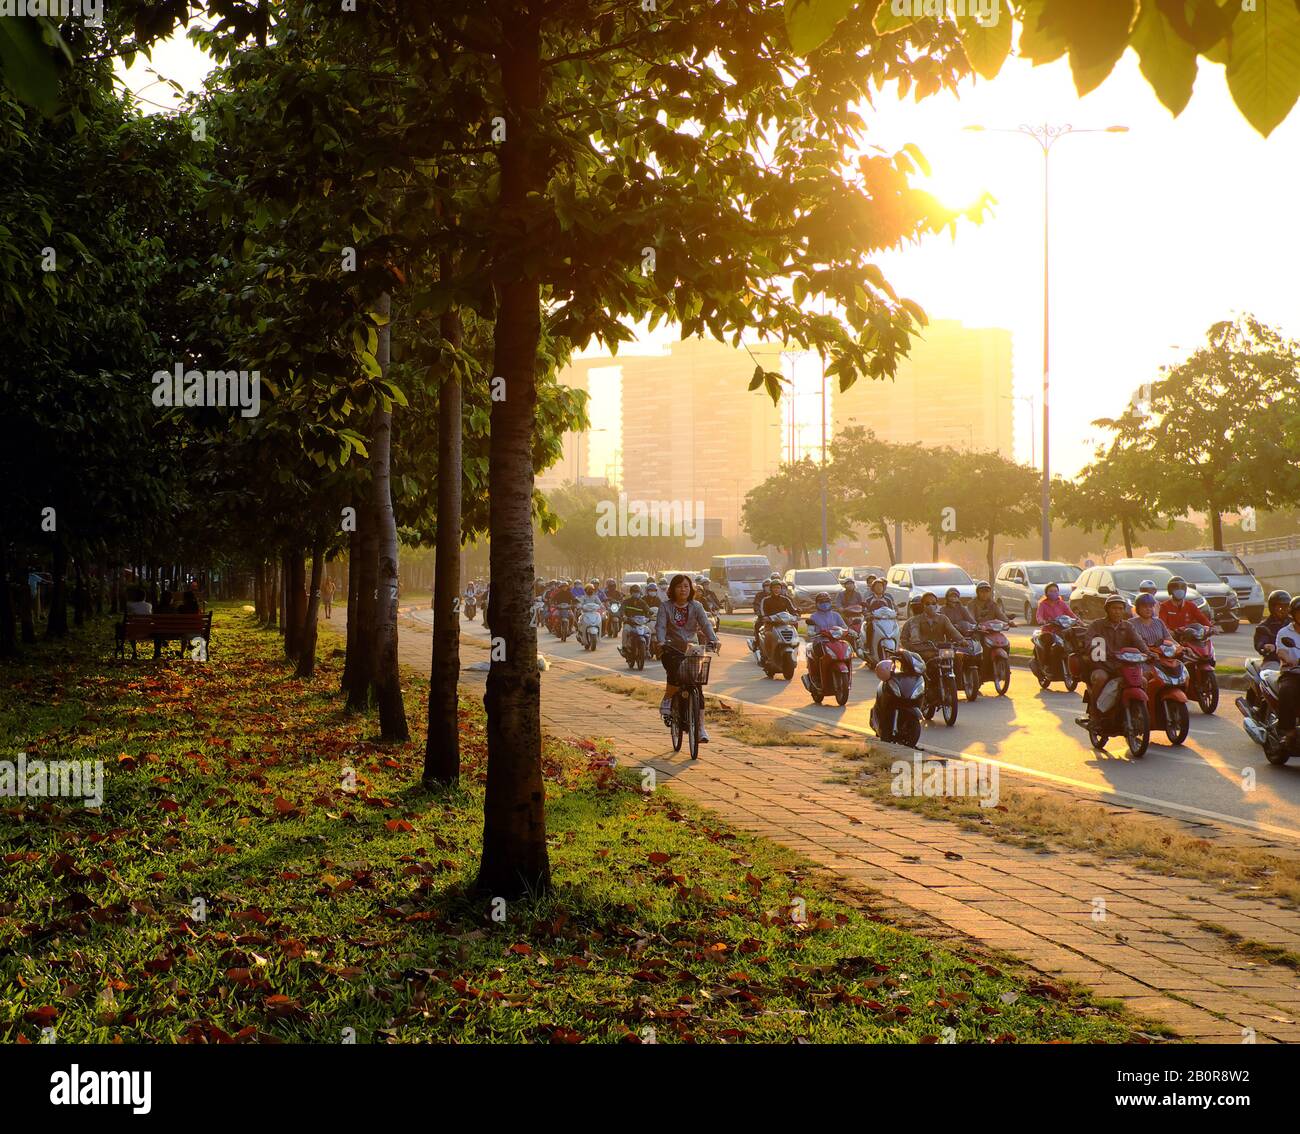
[657,577,668,587]
[1104,594,1128,612]
[695,575,707,585]
[770,571,781,581]
[646,582,658,592]
[1268,589,1292,615]
[629,584,641,595]
[945,588,961,600]
[1138,579,1157,594]
[1167,575,1187,592]
[975,580,991,594]
[864,574,877,585]
[870,577,887,593]
[814,591,831,604]
[842,576,857,588]
[1291,596,1300,618]
[1135,592,1156,610]
[760,579,772,589]
[606,579,615,589]
[584,584,596,595]
[920,591,940,607]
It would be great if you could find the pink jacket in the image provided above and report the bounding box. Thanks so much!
[1035,596,1075,624]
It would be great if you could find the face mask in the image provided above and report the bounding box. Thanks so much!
[817,602,831,612]
[1171,589,1186,601]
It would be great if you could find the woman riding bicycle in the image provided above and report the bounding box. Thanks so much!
[656,573,721,741]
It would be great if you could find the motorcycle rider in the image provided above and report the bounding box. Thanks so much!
[753,579,798,652]
[1035,581,1076,624]
[1158,575,1212,635]
[644,581,663,611]
[969,581,1009,624]
[901,592,966,651]
[753,579,773,614]
[865,577,895,612]
[1273,596,1300,744]
[620,583,652,652]
[1128,592,1171,650]
[603,578,623,604]
[696,576,723,614]
[656,574,721,741]
[807,591,852,662]
[1254,589,1292,664]
[567,578,584,602]
[942,587,976,632]
[837,576,863,611]
[1084,594,1148,723]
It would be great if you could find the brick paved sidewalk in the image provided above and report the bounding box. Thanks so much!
[391,610,1300,1042]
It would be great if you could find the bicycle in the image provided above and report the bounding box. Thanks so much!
[666,643,715,760]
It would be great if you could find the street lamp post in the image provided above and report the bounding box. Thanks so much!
[966,123,1128,560]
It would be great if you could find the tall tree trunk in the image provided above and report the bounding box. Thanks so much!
[296,536,325,679]
[282,551,296,657]
[371,292,410,742]
[269,557,279,629]
[930,530,939,561]
[879,519,895,566]
[1121,517,1134,559]
[342,511,361,694]
[285,549,307,660]
[986,532,996,584]
[1210,508,1224,551]
[253,561,265,621]
[73,558,86,628]
[425,291,464,786]
[46,541,68,638]
[348,493,379,713]
[18,573,35,645]
[0,554,15,657]
[476,16,551,898]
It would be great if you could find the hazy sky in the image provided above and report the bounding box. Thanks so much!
[121,22,1300,481]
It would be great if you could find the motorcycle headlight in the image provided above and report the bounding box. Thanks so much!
[1226,593,1239,607]
[1158,665,1185,685]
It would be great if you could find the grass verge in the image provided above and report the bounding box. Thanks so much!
[0,604,1147,1043]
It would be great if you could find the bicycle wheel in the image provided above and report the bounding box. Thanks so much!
[670,693,684,752]
[687,687,701,760]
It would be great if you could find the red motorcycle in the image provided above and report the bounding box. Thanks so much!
[973,618,1014,696]
[1177,623,1220,714]
[1074,647,1151,757]
[841,604,868,662]
[801,624,855,706]
[1144,640,1190,745]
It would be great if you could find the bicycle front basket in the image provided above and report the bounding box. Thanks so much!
[680,652,712,686]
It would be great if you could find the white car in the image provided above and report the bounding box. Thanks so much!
[621,571,649,590]
[883,562,977,614]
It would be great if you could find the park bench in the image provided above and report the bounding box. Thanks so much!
[115,612,213,660]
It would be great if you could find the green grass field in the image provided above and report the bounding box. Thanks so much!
[0,605,1150,1043]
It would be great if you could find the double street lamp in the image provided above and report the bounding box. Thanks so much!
[965,123,1128,560]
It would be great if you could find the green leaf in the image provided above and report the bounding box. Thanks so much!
[784,0,857,54]
[1017,0,1069,64]
[749,365,765,391]
[956,13,1013,80]
[872,3,918,34]
[360,350,381,377]
[1130,0,1198,115]
[1225,0,1300,137]
[368,308,391,326]
[0,16,63,115]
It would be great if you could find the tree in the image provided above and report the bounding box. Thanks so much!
[743,459,850,567]
[787,0,1300,138]
[1094,316,1300,550]
[932,450,1039,580]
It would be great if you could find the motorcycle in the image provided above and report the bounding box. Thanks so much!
[577,600,604,651]
[915,641,959,727]
[972,618,1013,696]
[531,598,546,629]
[1030,614,1086,691]
[463,593,477,622]
[865,604,900,664]
[1145,640,1190,745]
[619,614,651,671]
[1074,648,1151,757]
[554,602,574,643]
[801,623,855,706]
[841,604,867,661]
[869,651,926,748]
[605,600,623,638]
[1178,623,1219,714]
[950,620,983,702]
[1236,659,1299,766]
[753,611,800,680]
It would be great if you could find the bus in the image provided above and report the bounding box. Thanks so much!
[710,554,773,613]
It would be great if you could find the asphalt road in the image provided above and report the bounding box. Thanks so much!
[436,608,1300,842]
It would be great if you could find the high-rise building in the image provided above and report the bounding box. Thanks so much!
[833,319,1014,456]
